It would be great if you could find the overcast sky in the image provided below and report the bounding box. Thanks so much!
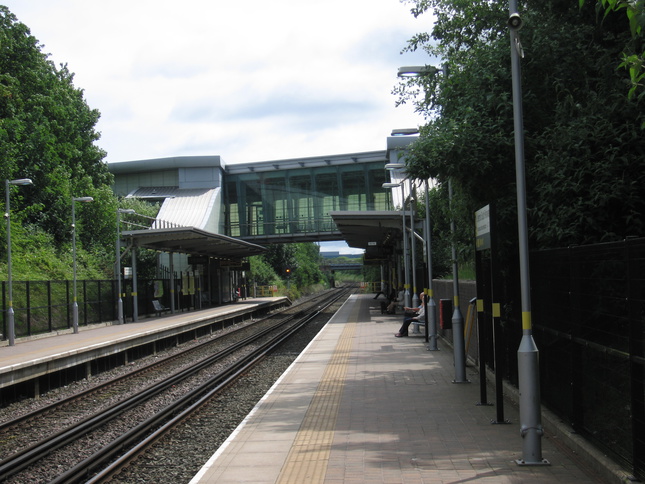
[4,1,434,253]
[4,0,434,166]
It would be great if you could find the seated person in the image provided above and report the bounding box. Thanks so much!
[385,288,404,314]
[395,293,426,337]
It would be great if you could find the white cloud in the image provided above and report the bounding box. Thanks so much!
[3,0,434,163]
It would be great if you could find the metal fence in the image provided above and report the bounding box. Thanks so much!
[1,280,117,338]
[524,238,644,479]
[1,278,180,339]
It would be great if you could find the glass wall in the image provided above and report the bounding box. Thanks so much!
[224,161,388,238]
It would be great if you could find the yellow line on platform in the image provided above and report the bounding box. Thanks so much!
[276,310,358,484]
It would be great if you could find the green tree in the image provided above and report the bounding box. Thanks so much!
[262,243,298,277]
[292,243,325,288]
[583,0,645,100]
[248,255,280,286]
[396,0,645,253]
[261,242,325,289]
[0,6,112,251]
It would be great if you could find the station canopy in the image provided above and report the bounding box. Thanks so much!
[122,227,267,260]
[329,211,403,263]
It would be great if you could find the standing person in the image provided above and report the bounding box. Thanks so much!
[373,282,389,299]
[395,293,425,337]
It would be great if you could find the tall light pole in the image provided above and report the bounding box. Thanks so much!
[116,208,135,324]
[382,181,411,308]
[408,179,420,309]
[5,178,33,346]
[424,179,438,351]
[397,65,467,378]
[508,2,548,465]
[448,178,468,382]
[390,129,439,349]
[72,196,93,333]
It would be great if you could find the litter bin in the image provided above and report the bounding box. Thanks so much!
[439,299,453,329]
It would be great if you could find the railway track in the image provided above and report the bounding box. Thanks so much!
[0,286,354,483]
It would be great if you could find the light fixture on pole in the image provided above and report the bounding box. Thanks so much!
[5,178,33,346]
[72,196,94,333]
[391,128,421,136]
[508,1,548,465]
[116,208,135,324]
[398,65,441,78]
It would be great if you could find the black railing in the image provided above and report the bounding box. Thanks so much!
[229,218,340,238]
[527,238,645,480]
[1,278,178,339]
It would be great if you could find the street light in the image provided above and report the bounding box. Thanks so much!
[447,178,468,382]
[423,178,438,350]
[116,208,135,324]
[391,128,420,136]
[387,155,438,347]
[508,1,547,465]
[5,178,33,346]
[398,65,441,78]
[408,181,420,309]
[72,196,94,333]
[382,181,411,308]
[395,64,467,381]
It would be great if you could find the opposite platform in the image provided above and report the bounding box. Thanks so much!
[192,293,610,484]
[0,297,288,390]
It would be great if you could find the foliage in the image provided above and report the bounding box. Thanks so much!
[248,255,280,286]
[423,183,469,277]
[292,243,325,287]
[0,6,116,279]
[582,0,645,100]
[262,243,298,277]
[259,242,325,290]
[396,0,645,256]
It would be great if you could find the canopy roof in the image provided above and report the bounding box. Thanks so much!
[329,211,402,262]
[122,227,266,260]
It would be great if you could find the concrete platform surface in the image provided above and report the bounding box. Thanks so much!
[191,294,616,484]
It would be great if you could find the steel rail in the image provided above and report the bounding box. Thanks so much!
[56,288,350,484]
[0,289,345,482]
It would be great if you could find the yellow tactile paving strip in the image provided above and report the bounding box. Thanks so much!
[275,306,358,484]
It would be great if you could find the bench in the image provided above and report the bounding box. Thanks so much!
[411,319,426,334]
[152,300,170,316]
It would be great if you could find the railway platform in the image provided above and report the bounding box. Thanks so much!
[191,293,628,484]
[0,297,289,394]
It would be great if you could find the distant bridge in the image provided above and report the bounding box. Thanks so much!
[321,263,363,271]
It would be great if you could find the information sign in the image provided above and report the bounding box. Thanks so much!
[475,205,491,251]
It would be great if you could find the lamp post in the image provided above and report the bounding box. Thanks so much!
[116,208,135,324]
[5,178,33,346]
[397,65,467,379]
[408,179,420,309]
[508,1,547,465]
[390,129,439,349]
[72,196,93,333]
[382,181,410,308]
[448,178,468,382]
[423,179,438,350]
[387,169,419,308]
